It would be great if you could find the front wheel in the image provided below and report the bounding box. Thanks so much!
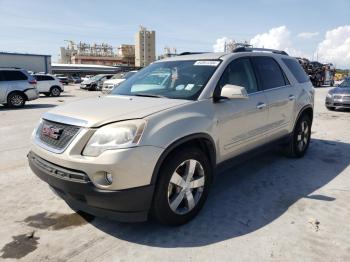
[152,147,212,226]
[326,106,335,111]
[283,114,311,158]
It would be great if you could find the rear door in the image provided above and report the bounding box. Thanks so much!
[35,75,45,92]
[0,72,9,103]
[251,56,297,140]
[215,57,269,160]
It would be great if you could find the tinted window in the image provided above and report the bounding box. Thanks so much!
[252,57,287,90]
[43,75,54,81]
[34,75,43,81]
[282,58,309,83]
[2,70,28,81]
[217,58,258,94]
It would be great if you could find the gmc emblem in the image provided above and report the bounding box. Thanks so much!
[42,124,63,140]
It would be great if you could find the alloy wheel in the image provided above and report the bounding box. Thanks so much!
[10,94,24,106]
[296,120,310,152]
[167,159,205,215]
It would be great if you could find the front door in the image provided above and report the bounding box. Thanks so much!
[215,57,269,161]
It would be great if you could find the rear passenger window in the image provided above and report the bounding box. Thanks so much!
[43,76,54,81]
[252,57,287,90]
[282,58,309,83]
[217,58,258,94]
[35,75,43,81]
[2,71,28,81]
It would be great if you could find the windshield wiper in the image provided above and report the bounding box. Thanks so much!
[133,93,166,98]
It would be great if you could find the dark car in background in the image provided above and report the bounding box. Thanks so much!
[326,77,350,110]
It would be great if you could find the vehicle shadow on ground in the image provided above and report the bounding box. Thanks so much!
[0,104,57,111]
[90,138,350,247]
[39,94,75,98]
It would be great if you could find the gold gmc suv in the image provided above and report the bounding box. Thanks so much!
[28,48,314,226]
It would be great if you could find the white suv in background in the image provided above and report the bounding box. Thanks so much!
[102,71,138,93]
[0,68,39,107]
[34,74,64,97]
[28,48,314,225]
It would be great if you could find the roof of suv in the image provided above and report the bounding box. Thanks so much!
[160,48,290,62]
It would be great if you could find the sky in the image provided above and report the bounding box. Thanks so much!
[0,0,349,68]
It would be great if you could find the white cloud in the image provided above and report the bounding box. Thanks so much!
[316,25,350,68]
[250,26,291,50]
[212,25,350,68]
[297,32,319,39]
[213,37,231,52]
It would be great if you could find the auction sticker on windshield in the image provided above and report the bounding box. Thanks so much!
[194,61,220,66]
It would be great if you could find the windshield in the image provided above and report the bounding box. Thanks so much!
[111,60,220,100]
[124,71,137,79]
[339,78,350,88]
[91,74,105,81]
[111,72,125,79]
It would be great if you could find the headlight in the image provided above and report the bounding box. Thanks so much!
[83,119,146,157]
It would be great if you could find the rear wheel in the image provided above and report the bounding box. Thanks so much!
[152,147,212,226]
[7,92,26,107]
[283,114,311,158]
[50,86,61,97]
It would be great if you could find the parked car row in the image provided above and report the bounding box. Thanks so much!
[79,71,138,92]
[0,68,66,108]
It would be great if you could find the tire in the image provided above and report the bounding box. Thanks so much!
[326,106,335,111]
[151,147,212,226]
[89,85,97,91]
[44,92,50,97]
[50,86,61,97]
[283,114,311,158]
[7,92,26,108]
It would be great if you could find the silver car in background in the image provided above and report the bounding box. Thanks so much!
[326,77,350,110]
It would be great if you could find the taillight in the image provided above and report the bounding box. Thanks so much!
[59,80,63,83]
[29,79,37,85]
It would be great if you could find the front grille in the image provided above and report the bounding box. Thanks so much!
[343,96,350,101]
[38,120,80,151]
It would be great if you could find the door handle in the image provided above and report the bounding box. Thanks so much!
[288,95,295,101]
[256,103,266,109]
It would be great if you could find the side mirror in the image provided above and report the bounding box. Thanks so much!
[220,84,249,100]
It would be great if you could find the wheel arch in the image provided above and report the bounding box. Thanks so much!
[7,90,28,101]
[294,105,313,130]
[50,85,62,92]
[150,133,216,184]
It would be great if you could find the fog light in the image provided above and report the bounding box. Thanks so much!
[105,172,113,184]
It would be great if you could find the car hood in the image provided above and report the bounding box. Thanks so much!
[43,95,191,128]
[331,87,350,94]
[81,79,95,85]
[104,79,125,85]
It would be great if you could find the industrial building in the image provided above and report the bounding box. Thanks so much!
[50,63,134,76]
[135,26,156,67]
[59,41,135,66]
[0,52,51,73]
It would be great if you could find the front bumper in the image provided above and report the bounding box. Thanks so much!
[28,151,154,222]
[326,96,350,108]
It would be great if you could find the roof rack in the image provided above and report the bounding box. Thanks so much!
[232,47,289,56]
[178,52,208,56]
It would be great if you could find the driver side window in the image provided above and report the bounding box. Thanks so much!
[217,58,258,94]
